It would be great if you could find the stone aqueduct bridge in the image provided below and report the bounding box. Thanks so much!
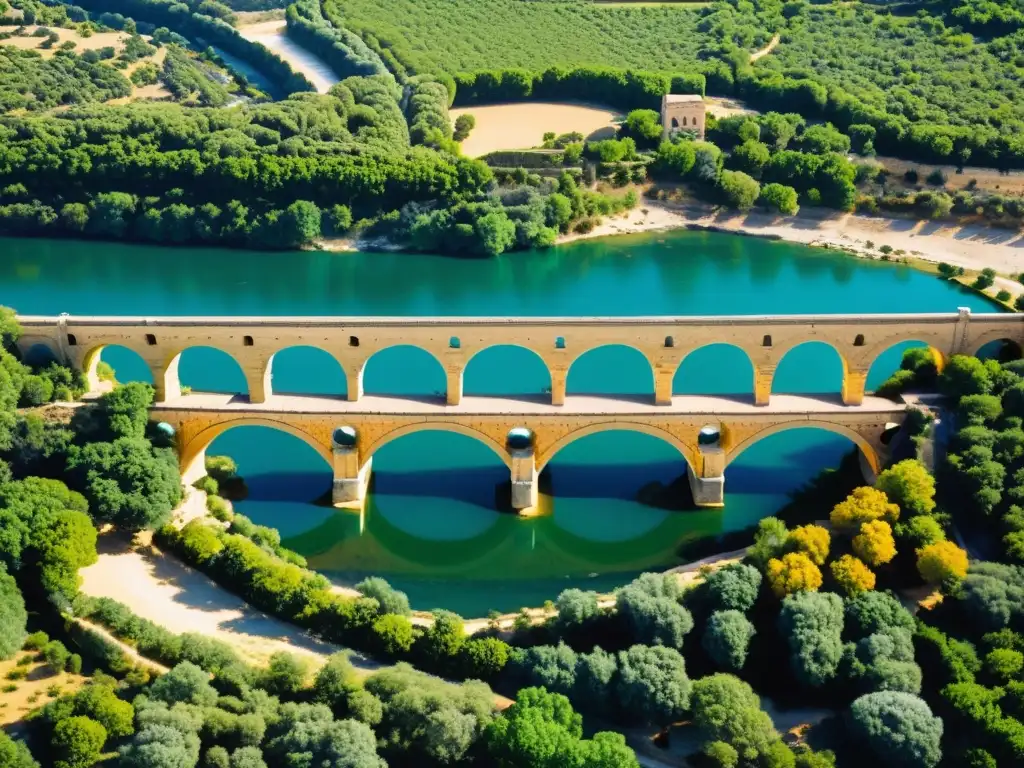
[15,310,1024,511]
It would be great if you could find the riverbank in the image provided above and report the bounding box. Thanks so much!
[558,201,1024,299]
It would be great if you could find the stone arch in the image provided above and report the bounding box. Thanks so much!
[19,341,60,367]
[970,333,1024,360]
[536,421,697,472]
[166,345,248,397]
[673,343,755,395]
[80,343,155,390]
[268,345,347,398]
[865,339,944,391]
[463,344,551,398]
[362,344,446,398]
[363,422,513,469]
[566,344,654,396]
[772,340,848,395]
[725,420,882,476]
[178,417,332,483]
[859,332,950,373]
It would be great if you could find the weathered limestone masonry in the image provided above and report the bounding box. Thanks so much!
[15,309,1022,512]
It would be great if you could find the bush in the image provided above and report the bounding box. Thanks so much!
[0,565,26,659]
[917,541,969,584]
[372,614,415,657]
[52,716,107,768]
[876,460,936,517]
[702,611,756,671]
[831,555,876,595]
[259,652,310,697]
[848,692,942,768]
[356,577,410,616]
[830,487,899,532]
[42,640,70,673]
[766,552,822,597]
[778,592,844,687]
[759,182,800,215]
[703,563,762,613]
[787,524,830,565]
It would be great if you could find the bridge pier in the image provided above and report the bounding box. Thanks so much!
[754,364,774,406]
[509,444,539,514]
[332,432,371,510]
[689,440,725,507]
[550,367,568,406]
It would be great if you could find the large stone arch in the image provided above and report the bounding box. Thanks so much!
[771,340,849,395]
[673,342,755,395]
[360,344,447,398]
[463,343,551,398]
[859,331,950,372]
[725,420,883,476]
[362,422,513,469]
[536,421,697,473]
[865,338,945,391]
[566,344,655,396]
[163,345,250,399]
[177,416,332,483]
[266,344,348,398]
[968,330,1024,359]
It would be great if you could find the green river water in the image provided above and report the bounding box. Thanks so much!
[0,231,995,615]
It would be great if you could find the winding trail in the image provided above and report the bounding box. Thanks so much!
[750,33,780,63]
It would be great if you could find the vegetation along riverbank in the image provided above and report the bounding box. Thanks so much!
[4,0,1024,764]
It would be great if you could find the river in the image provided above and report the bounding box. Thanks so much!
[0,232,995,615]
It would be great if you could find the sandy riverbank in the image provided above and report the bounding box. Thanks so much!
[559,202,1024,298]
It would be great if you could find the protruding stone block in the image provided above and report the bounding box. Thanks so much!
[687,465,724,507]
[508,429,538,513]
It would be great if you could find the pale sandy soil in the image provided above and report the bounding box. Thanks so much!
[705,95,759,119]
[237,19,336,93]
[78,534,372,671]
[873,155,1024,196]
[2,27,130,58]
[0,658,88,728]
[451,102,622,157]
[558,203,690,246]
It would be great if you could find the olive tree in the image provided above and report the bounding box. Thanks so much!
[614,645,691,728]
[702,610,756,671]
[778,592,844,687]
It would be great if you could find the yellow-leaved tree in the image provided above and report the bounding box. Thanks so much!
[830,554,876,595]
[875,459,936,517]
[830,487,900,532]
[917,540,969,584]
[787,524,831,565]
[766,552,822,597]
[853,520,897,567]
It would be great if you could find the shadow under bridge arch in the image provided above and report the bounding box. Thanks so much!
[176,416,333,484]
[361,422,514,469]
[535,421,698,473]
[724,420,886,480]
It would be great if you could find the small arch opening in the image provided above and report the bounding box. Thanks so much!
[449,336,461,349]
[145,333,157,346]
[682,116,688,127]
[555,337,566,350]
[671,117,679,128]
[977,338,1024,362]
[762,335,772,347]
[664,336,675,348]
[854,334,865,347]
[243,335,254,347]
[67,334,78,346]
[349,336,360,347]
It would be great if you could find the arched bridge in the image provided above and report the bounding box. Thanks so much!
[14,308,1018,408]
[17,309,1015,512]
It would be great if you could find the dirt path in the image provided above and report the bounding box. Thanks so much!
[78,534,377,671]
[750,33,780,63]
[73,618,170,675]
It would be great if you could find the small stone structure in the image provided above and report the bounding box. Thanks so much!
[661,94,706,140]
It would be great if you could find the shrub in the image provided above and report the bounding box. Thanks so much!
[831,555,876,595]
[702,611,756,671]
[848,692,942,768]
[917,541,969,584]
[616,573,693,648]
[759,182,800,215]
[875,460,936,517]
[43,640,70,672]
[853,520,897,567]
[831,487,900,531]
[52,716,107,768]
[614,645,691,727]
[259,652,310,697]
[778,592,844,687]
[690,674,781,761]
[766,552,822,597]
[356,577,411,616]
[372,614,415,657]
[0,565,26,659]
[702,563,762,613]
[787,524,830,565]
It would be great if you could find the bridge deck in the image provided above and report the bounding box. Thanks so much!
[151,392,906,416]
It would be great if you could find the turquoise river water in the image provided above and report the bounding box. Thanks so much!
[0,232,996,615]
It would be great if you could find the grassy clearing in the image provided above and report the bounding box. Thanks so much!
[0,656,87,730]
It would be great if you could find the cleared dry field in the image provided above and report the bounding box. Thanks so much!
[0,657,87,729]
[2,26,131,58]
[238,19,337,93]
[451,101,621,157]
